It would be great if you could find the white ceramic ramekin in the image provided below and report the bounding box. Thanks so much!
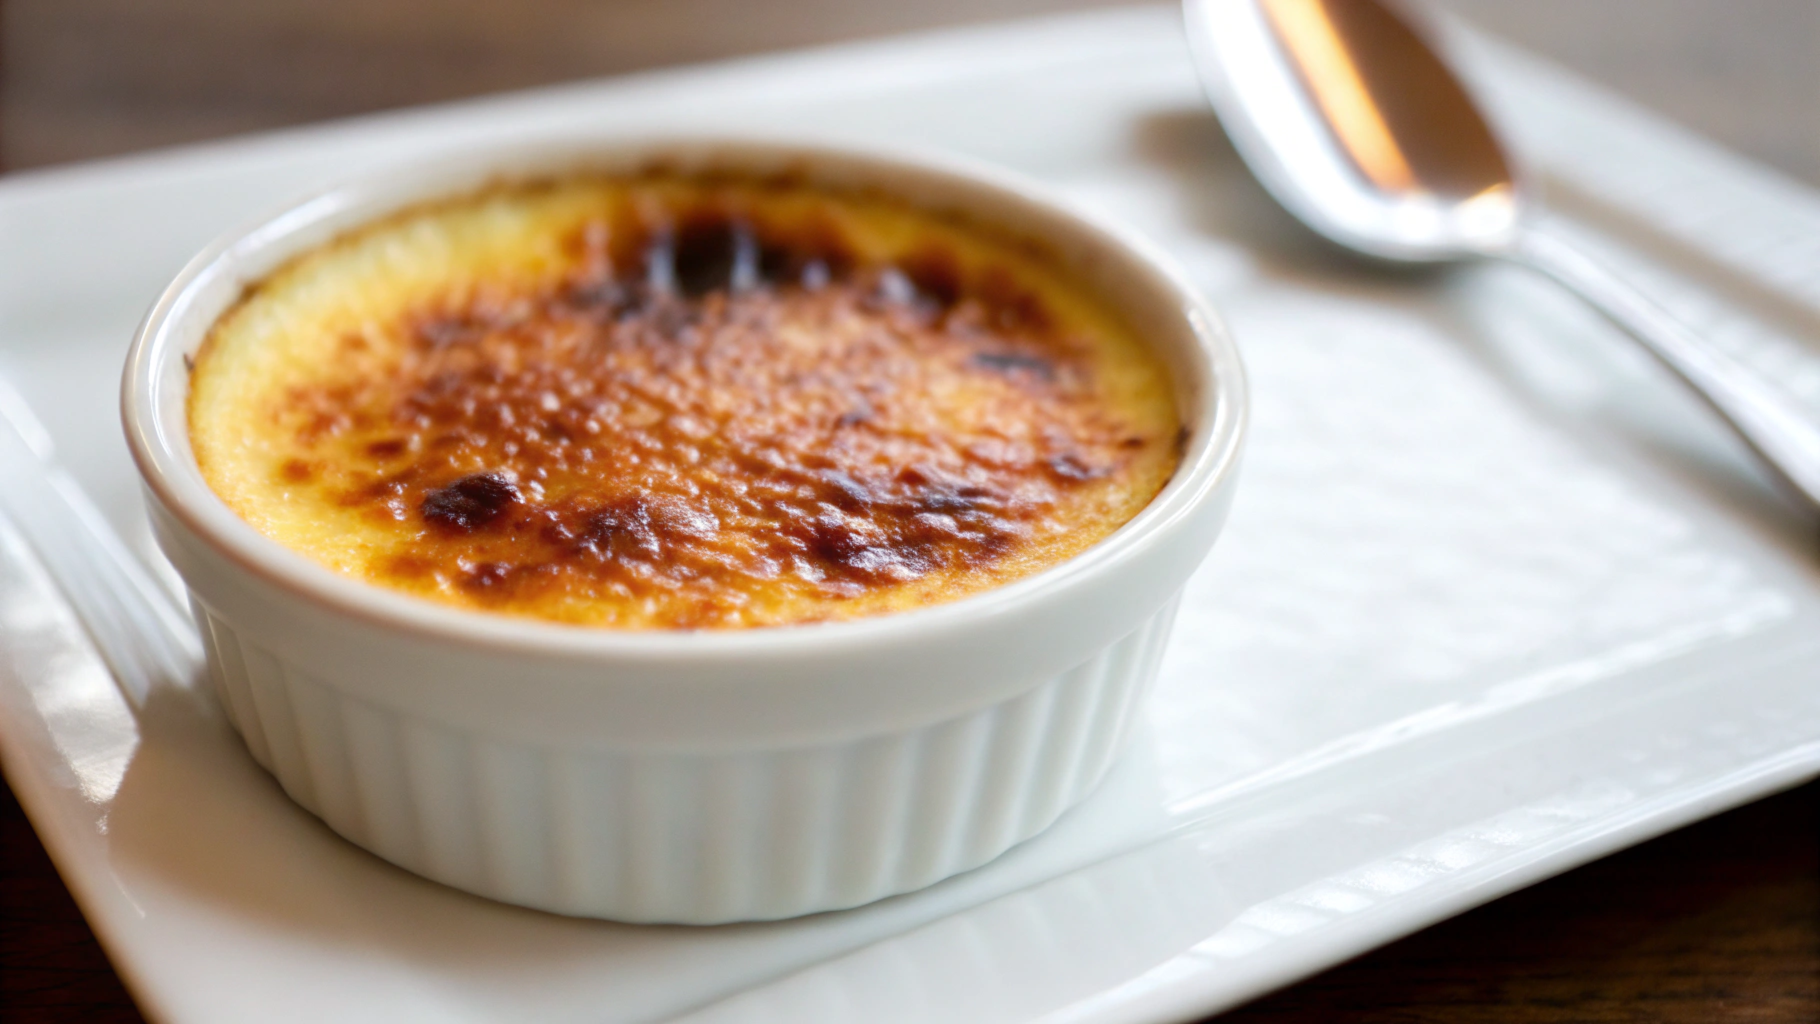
[121,137,1247,924]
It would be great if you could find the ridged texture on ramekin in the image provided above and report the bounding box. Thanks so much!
[193,597,1180,923]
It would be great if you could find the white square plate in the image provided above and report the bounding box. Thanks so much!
[2,7,1818,1022]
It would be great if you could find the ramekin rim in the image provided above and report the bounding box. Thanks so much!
[121,132,1248,661]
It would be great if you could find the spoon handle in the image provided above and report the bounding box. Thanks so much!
[1507,225,1820,514]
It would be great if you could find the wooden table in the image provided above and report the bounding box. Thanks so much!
[2,2,1817,1020]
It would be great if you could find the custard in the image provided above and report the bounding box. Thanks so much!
[189,175,1182,629]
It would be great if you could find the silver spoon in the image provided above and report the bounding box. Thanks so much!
[1183,0,1820,512]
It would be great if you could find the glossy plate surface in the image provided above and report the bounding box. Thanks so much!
[1,7,1818,1022]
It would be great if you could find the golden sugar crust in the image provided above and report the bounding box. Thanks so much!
[189,176,1182,629]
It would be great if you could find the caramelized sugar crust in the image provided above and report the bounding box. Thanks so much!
[189,177,1181,628]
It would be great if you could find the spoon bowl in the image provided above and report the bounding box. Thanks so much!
[1184,0,1820,512]
[1186,0,1521,261]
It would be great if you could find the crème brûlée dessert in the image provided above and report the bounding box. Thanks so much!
[188,174,1183,629]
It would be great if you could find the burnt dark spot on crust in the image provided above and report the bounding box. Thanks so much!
[1046,453,1105,482]
[795,515,938,583]
[801,516,869,567]
[755,240,791,285]
[901,247,963,309]
[817,469,875,511]
[670,216,757,297]
[971,352,1055,378]
[280,458,314,483]
[422,473,520,532]
[883,470,997,517]
[577,497,663,562]
[365,438,408,459]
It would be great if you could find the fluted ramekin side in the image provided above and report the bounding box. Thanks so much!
[193,595,1179,923]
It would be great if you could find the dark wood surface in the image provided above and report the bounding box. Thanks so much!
[3,0,1817,183]
[2,2,1818,1021]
